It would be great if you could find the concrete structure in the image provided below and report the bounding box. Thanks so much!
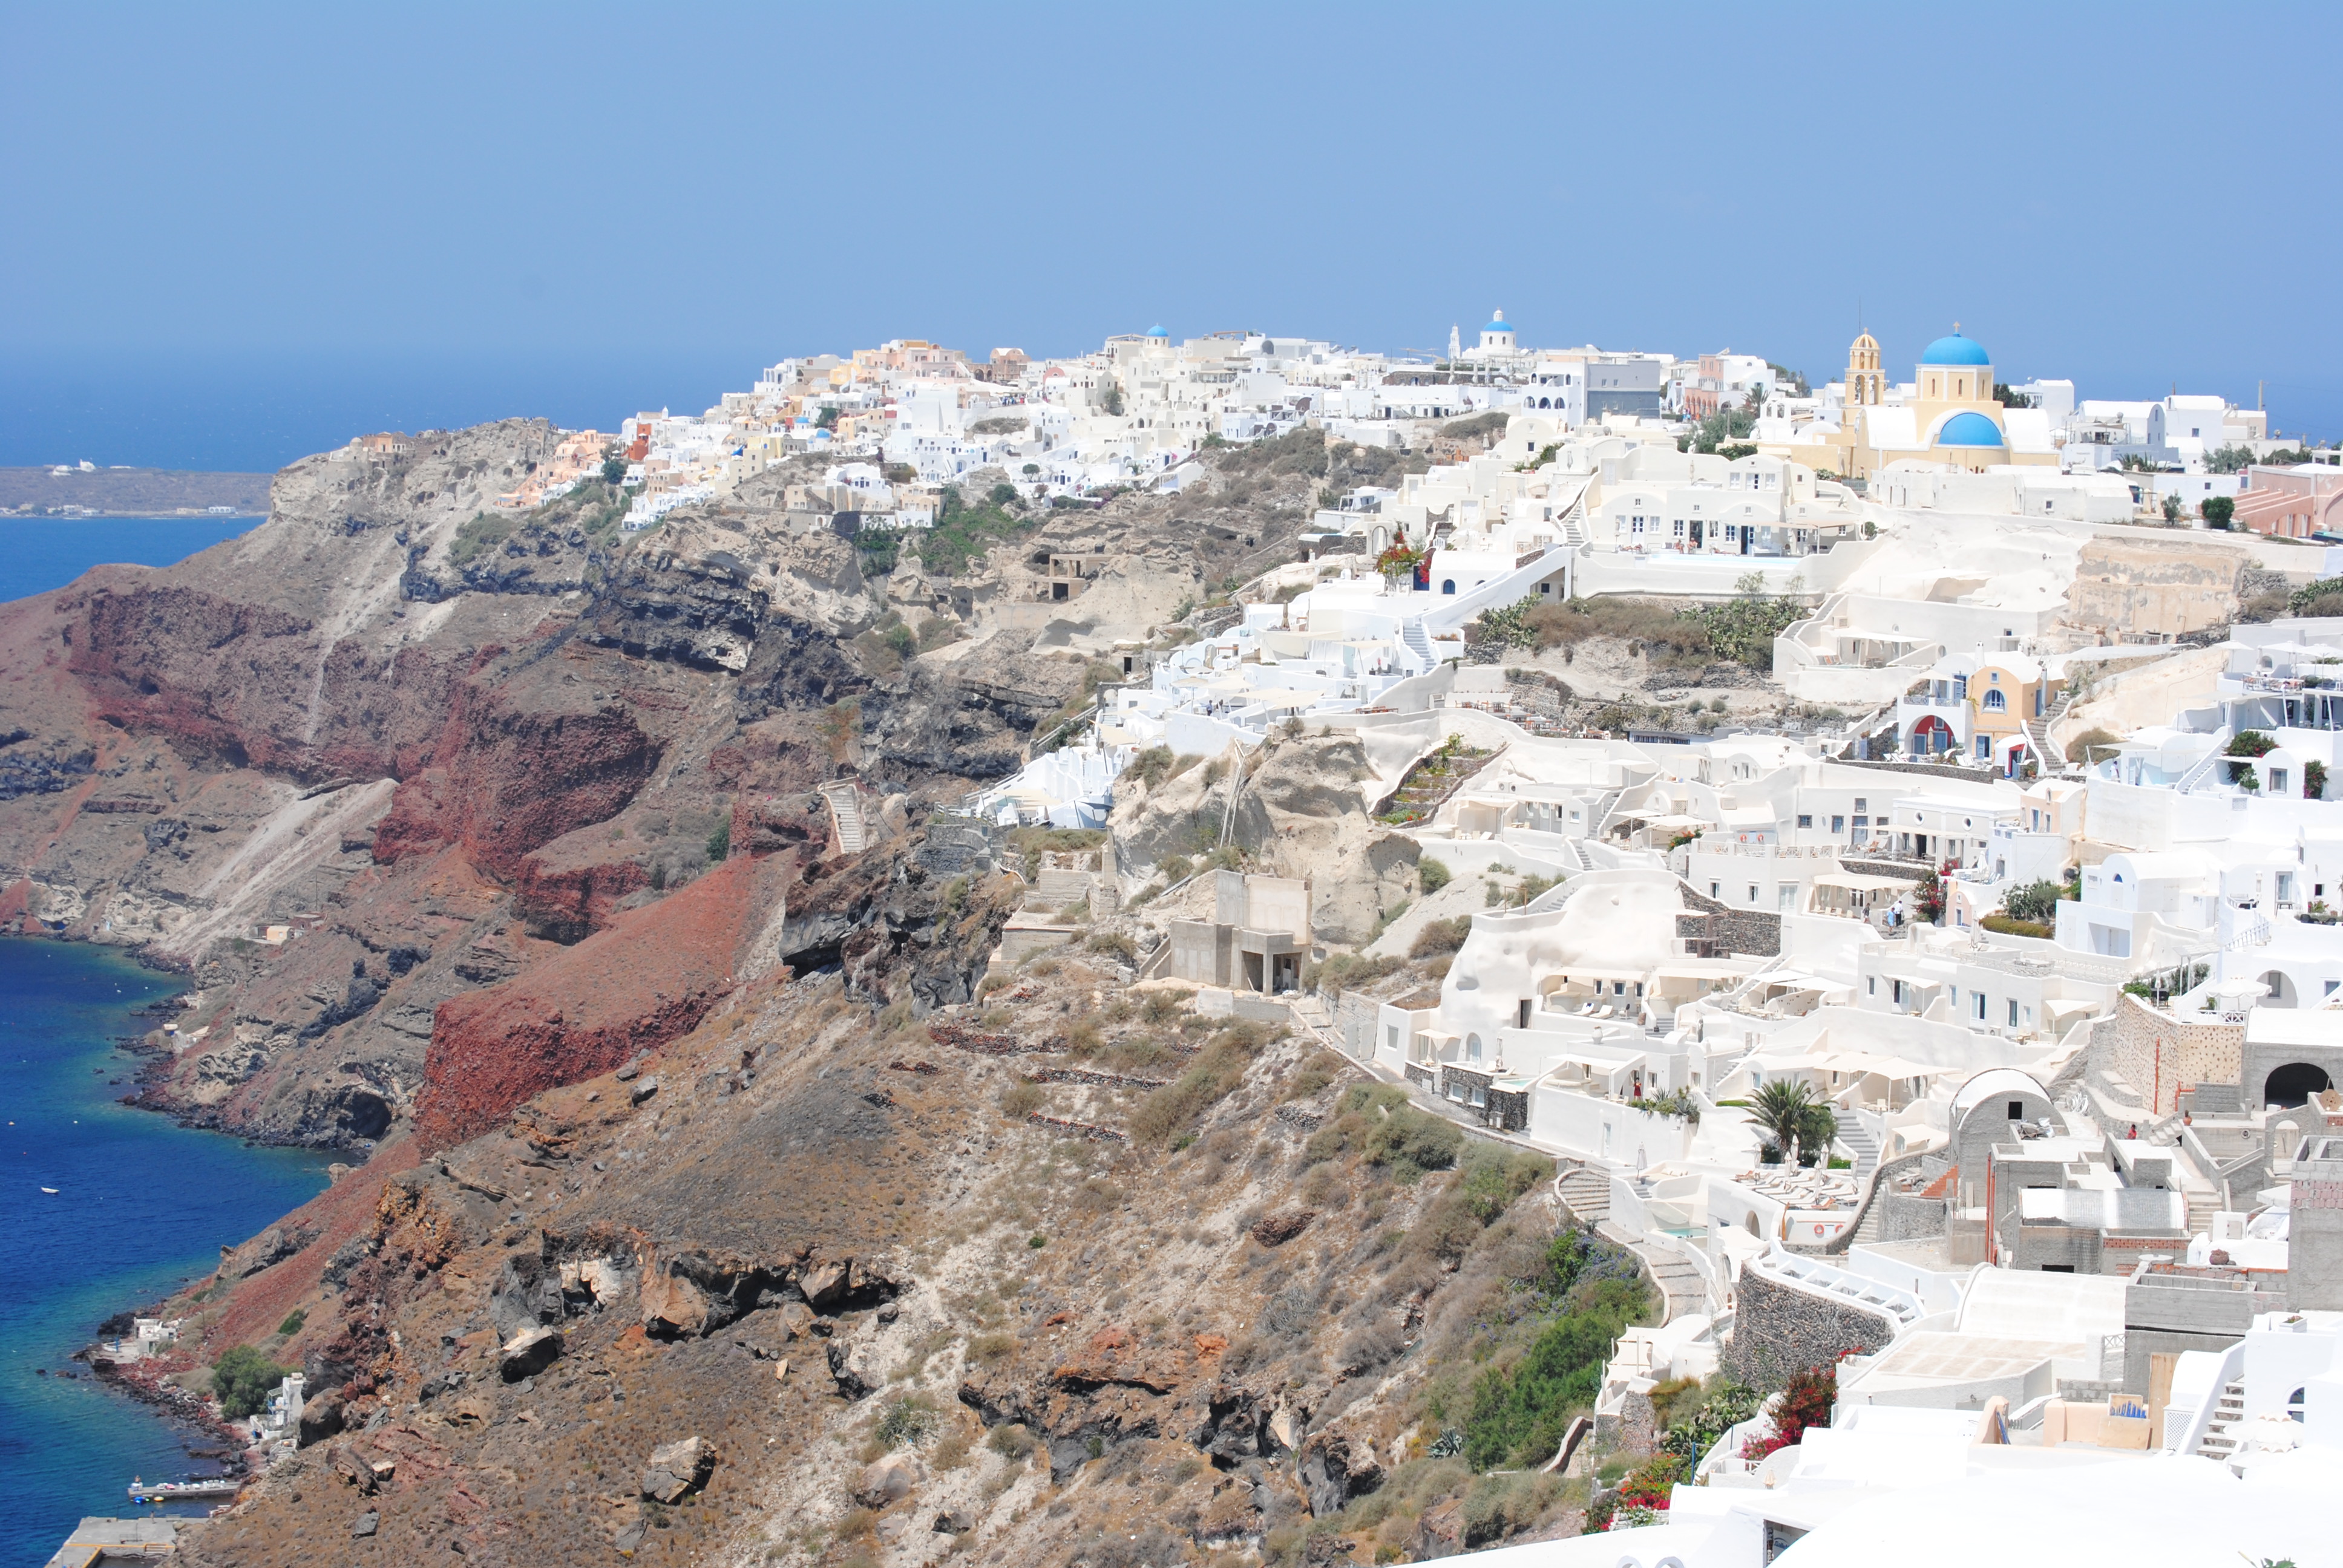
[1167,871,1311,994]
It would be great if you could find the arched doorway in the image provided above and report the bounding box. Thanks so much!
[2275,1117,2304,1161]
[2260,969,2299,1008]
[1912,714,1953,755]
[2265,1061,2333,1108]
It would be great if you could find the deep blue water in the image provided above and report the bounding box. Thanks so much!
[0,941,329,1566]
[0,515,257,606]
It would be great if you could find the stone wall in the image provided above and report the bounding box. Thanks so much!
[1723,1269,1898,1393]
[1873,1192,1948,1243]
[2102,992,2242,1117]
[1675,884,1782,959]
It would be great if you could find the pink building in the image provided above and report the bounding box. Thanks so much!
[2236,464,2343,538]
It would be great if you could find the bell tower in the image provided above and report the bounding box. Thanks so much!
[1847,332,1884,406]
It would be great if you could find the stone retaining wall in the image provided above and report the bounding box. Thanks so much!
[1723,1269,1897,1393]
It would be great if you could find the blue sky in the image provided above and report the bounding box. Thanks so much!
[5,2,2340,471]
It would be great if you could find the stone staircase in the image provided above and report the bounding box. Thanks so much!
[1555,1165,1613,1227]
[2196,1377,2247,1460]
[1625,1237,1709,1325]
[2184,1186,2222,1241]
[820,782,868,855]
[2025,690,2075,771]
[1835,1117,1881,1181]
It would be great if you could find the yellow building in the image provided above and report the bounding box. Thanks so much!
[1774,328,2057,480]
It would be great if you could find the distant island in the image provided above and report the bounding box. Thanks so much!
[0,466,272,517]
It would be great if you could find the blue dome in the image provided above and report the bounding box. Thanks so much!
[1145,324,1168,338]
[1921,332,1990,366]
[1936,411,2005,447]
[1484,316,1510,332]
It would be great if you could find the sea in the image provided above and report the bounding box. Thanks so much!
[0,515,258,606]
[1,516,320,1564]
[0,941,329,1564]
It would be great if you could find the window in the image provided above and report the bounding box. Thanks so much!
[2007,1100,2025,1120]
[1798,814,1814,829]
[1779,884,1796,911]
[1867,976,1876,996]
[1983,689,2007,711]
[1748,884,1760,903]
[1974,991,1988,1021]
[2008,998,2020,1027]
[1853,799,1867,812]
[1710,881,1721,899]
[1832,815,1846,832]
[2274,769,2290,797]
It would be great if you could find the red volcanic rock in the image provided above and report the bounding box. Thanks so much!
[412,855,791,1151]
[372,689,662,879]
[68,584,323,771]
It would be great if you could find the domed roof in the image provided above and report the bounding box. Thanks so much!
[1484,311,1510,332]
[1937,411,2005,447]
[1921,332,1990,366]
[1145,324,1168,338]
[1952,1067,2048,1118]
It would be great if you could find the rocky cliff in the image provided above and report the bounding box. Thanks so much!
[22,420,1636,1563]
[0,418,1282,1149]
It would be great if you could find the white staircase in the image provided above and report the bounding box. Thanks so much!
[1835,1117,1881,1182]
[1401,618,1434,664]
[1559,495,1589,549]
[2195,1378,2247,1460]
[821,782,868,854]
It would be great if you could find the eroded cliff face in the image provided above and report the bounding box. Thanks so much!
[153,941,1598,1568]
[0,418,1334,1152]
[38,422,1626,1564]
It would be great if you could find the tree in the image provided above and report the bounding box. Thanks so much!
[1993,384,2033,410]
[1751,1079,1819,1163]
[2204,443,2258,474]
[813,405,840,430]
[211,1344,287,1419]
[989,482,1020,509]
[2163,491,2185,523]
[2309,760,2329,800]
[2201,494,2235,529]
[2228,729,2277,759]
[2002,879,2065,924]
[600,454,629,486]
[1098,377,1124,417]
[1021,463,1041,477]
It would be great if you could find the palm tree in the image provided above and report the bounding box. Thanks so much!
[1751,1080,1817,1165]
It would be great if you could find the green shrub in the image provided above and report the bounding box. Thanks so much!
[1129,1021,1276,1145]
[1417,857,1453,893]
[1409,916,1472,958]
[209,1344,288,1419]
[706,820,730,863]
[2001,879,2065,924]
[275,1310,306,1338]
[1461,1275,1648,1468]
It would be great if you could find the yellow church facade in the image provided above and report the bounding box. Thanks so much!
[1768,329,2059,480]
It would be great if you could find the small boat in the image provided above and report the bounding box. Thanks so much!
[41,1187,57,1194]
